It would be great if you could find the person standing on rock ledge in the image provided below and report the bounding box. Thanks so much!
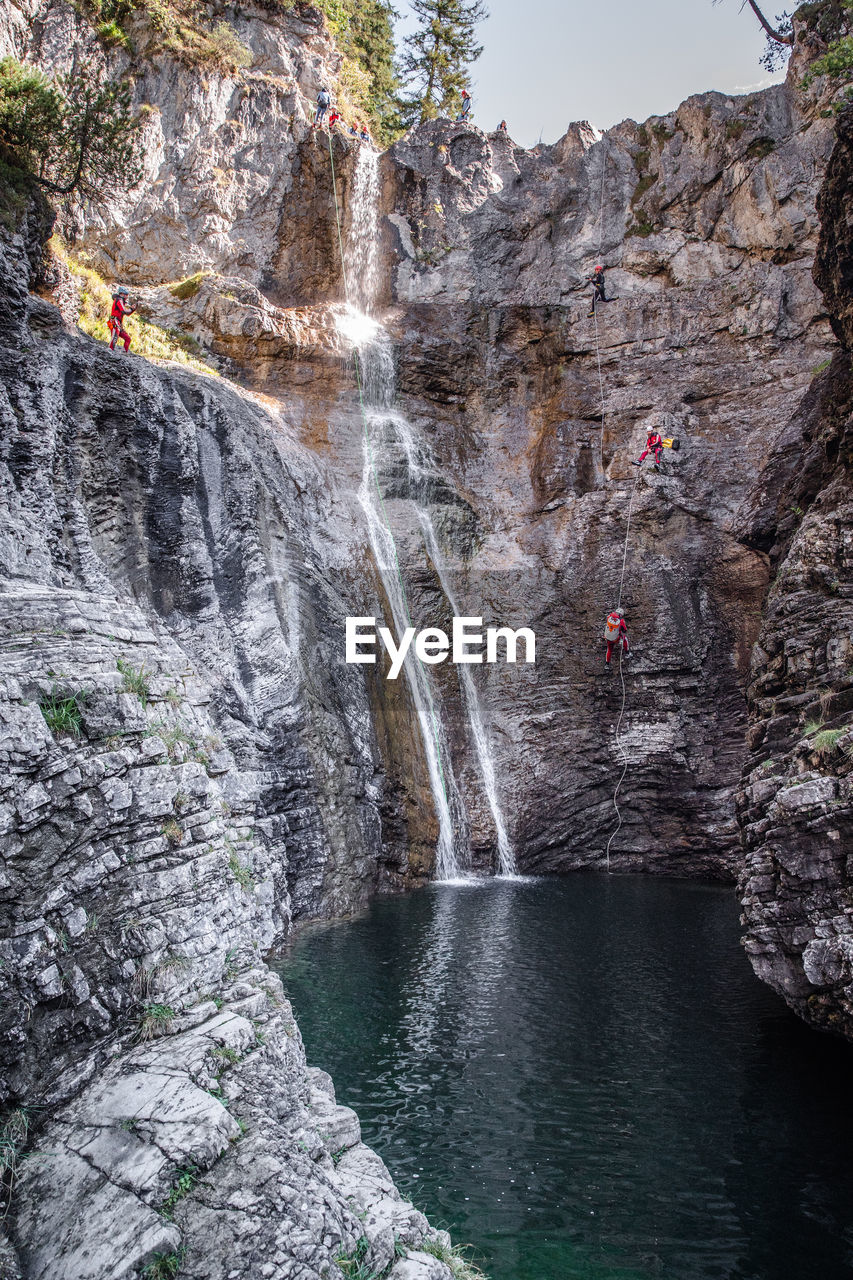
[456,89,472,122]
[108,286,136,354]
[604,609,630,665]
[312,87,331,129]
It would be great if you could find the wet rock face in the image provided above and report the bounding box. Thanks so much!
[738,108,853,1037]
[379,71,837,876]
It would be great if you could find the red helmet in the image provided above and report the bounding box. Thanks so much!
[462,90,469,97]
[595,264,604,272]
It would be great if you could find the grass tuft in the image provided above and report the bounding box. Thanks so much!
[138,1002,176,1041]
[812,728,845,757]
[420,1238,484,1280]
[117,656,151,704]
[39,685,86,737]
[159,1163,201,1219]
[142,1247,186,1279]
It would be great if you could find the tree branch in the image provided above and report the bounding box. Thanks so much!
[745,0,793,45]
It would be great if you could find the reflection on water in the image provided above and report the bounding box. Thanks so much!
[277,875,853,1280]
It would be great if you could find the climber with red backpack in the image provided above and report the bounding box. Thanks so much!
[108,286,136,353]
[604,609,630,665]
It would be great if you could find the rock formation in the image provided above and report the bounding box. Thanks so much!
[738,106,853,1037]
[2,0,853,1274]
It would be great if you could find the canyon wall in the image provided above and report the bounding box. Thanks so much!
[738,106,853,1037]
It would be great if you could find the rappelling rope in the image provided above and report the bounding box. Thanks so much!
[605,649,628,872]
[326,130,453,811]
[590,138,636,871]
[592,141,608,449]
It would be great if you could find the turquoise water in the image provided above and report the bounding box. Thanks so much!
[276,875,853,1280]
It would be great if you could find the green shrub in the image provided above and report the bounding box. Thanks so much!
[96,18,133,49]
[168,271,209,300]
[39,685,86,737]
[0,56,142,198]
[209,22,252,70]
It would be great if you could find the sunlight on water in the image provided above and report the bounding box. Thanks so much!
[335,303,380,349]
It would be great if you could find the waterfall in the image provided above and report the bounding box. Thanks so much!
[356,337,466,882]
[341,146,515,880]
[344,146,381,313]
[417,512,517,877]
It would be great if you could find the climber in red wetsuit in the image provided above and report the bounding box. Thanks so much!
[604,609,629,665]
[108,286,136,353]
[633,429,664,470]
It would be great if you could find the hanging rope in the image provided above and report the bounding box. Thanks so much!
[589,138,638,871]
[605,648,628,872]
[592,142,608,450]
[326,131,453,811]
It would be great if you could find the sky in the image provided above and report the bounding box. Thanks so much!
[394,0,788,149]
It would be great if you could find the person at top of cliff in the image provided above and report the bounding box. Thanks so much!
[498,119,507,132]
[312,87,331,129]
[587,264,608,317]
[348,121,358,136]
[108,286,136,354]
[360,124,371,142]
[632,428,664,470]
[328,109,341,131]
[456,89,472,122]
[604,609,629,666]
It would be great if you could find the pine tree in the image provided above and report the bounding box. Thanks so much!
[400,0,488,126]
[348,0,404,139]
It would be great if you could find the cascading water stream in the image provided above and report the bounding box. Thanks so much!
[417,511,517,876]
[338,145,515,879]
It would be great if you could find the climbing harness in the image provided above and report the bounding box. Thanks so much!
[326,132,454,815]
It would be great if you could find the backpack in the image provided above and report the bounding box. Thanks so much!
[604,614,623,641]
[318,90,330,107]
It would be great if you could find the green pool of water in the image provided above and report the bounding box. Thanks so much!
[276,874,853,1280]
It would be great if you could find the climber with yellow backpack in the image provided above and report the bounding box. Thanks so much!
[632,427,680,472]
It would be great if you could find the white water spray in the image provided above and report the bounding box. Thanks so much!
[344,146,381,314]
